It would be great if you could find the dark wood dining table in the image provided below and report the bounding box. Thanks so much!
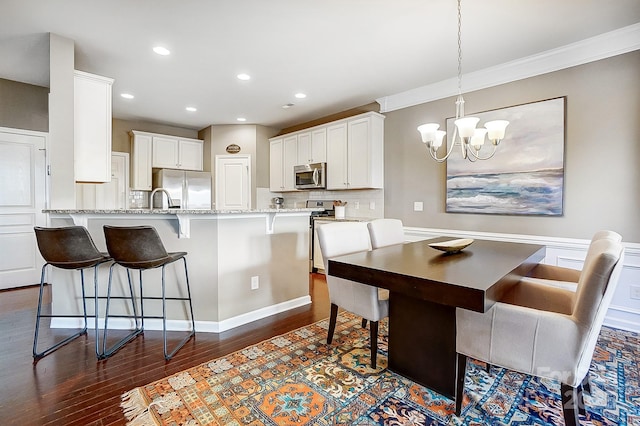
[327,237,545,399]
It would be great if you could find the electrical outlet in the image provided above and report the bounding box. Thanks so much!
[354,201,360,209]
[631,285,640,300]
[414,201,424,211]
[251,276,259,290]
[369,201,376,210]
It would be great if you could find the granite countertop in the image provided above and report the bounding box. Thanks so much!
[312,216,375,222]
[44,208,322,215]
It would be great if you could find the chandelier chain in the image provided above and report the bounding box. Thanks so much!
[457,0,463,95]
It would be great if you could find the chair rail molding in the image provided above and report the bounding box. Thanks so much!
[377,23,640,113]
[403,226,640,334]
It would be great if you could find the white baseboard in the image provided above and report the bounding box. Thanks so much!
[50,295,312,333]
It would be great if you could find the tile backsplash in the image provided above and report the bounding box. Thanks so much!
[259,187,384,219]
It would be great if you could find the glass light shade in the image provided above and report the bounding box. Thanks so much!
[432,130,447,149]
[417,123,440,143]
[470,128,487,147]
[484,120,509,141]
[454,117,480,138]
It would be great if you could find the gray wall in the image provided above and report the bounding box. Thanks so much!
[384,51,640,242]
[0,78,48,132]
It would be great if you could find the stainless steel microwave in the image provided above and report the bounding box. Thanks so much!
[294,163,326,189]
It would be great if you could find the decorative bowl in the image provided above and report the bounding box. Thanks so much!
[428,238,474,254]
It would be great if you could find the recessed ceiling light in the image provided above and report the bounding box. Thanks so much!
[120,93,134,99]
[236,117,247,122]
[153,46,170,56]
[237,73,251,81]
[295,93,307,99]
[186,106,197,112]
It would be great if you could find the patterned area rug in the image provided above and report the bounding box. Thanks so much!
[121,312,639,425]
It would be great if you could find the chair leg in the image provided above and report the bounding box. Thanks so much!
[162,260,196,361]
[369,320,378,369]
[327,303,338,344]
[581,373,591,395]
[33,265,89,360]
[560,383,581,426]
[454,354,468,417]
[101,264,143,359]
[361,318,367,328]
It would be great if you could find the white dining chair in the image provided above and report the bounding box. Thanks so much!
[317,221,389,368]
[367,218,405,249]
[455,237,624,426]
[522,230,622,291]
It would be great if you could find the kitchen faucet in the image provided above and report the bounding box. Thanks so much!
[149,188,175,209]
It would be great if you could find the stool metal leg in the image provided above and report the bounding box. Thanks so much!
[33,264,89,360]
[101,264,143,359]
[162,259,196,360]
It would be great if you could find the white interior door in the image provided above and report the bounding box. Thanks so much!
[215,155,251,210]
[96,152,129,209]
[0,128,47,289]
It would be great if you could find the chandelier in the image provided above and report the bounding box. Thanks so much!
[417,0,509,162]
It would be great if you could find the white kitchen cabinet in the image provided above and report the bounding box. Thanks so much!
[269,135,298,191]
[130,131,153,190]
[325,122,348,189]
[74,70,114,183]
[152,136,203,170]
[312,219,332,271]
[327,112,384,190]
[297,128,326,165]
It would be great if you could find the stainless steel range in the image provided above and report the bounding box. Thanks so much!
[306,200,335,272]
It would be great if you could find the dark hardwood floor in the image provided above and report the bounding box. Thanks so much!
[0,273,330,425]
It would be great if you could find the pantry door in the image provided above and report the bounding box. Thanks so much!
[215,155,251,210]
[0,128,47,289]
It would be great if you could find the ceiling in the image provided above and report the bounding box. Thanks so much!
[1,0,639,131]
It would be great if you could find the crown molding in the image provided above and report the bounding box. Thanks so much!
[377,23,640,113]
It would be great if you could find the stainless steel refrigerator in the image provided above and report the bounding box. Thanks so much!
[152,169,212,209]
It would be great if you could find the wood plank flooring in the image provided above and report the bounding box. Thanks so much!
[0,273,330,425]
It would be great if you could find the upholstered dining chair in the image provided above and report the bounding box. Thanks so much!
[454,237,624,426]
[33,226,112,360]
[522,230,622,291]
[316,221,389,368]
[367,218,405,249]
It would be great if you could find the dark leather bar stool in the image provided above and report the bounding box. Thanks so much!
[33,226,112,360]
[102,225,196,360]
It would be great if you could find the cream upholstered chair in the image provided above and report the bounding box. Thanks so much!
[367,218,405,249]
[317,221,389,368]
[523,230,622,291]
[455,237,624,426]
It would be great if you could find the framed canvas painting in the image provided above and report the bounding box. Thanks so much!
[445,97,565,216]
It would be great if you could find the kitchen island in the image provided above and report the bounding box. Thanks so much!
[44,208,319,333]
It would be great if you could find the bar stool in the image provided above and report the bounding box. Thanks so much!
[33,226,112,360]
[102,225,196,360]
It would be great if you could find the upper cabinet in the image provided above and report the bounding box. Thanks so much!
[270,111,384,192]
[152,136,203,170]
[74,70,114,183]
[269,135,298,192]
[130,131,153,190]
[296,128,326,165]
[130,131,203,191]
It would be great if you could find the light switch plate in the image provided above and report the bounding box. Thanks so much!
[414,201,424,211]
[369,201,376,210]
